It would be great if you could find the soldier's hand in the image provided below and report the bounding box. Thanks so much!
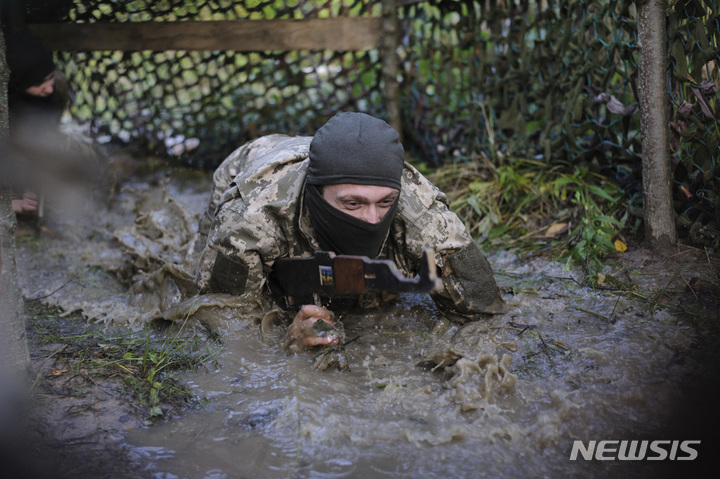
[287,304,340,349]
[12,192,38,214]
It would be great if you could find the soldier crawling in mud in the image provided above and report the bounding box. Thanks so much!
[195,112,507,350]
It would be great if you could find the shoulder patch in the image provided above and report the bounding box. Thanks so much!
[208,251,250,294]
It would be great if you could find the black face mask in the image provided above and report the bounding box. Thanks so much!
[304,185,398,258]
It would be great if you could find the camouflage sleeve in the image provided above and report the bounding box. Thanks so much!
[422,201,507,318]
[195,135,310,296]
[432,241,508,318]
[205,145,251,231]
[188,143,249,257]
[195,195,287,295]
[397,165,507,318]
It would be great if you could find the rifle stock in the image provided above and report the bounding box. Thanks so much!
[269,249,441,309]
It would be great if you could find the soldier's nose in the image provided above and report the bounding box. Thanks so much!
[366,206,381,224]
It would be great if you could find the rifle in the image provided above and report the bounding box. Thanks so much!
[268,249,442,309]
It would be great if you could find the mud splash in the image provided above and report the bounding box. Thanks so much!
[13,152,720,479]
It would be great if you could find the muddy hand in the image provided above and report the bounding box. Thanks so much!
[288,304,339,349]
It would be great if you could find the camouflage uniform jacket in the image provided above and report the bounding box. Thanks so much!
[196,134,506,317]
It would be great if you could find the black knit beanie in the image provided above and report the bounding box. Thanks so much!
[307,112,405,190]
[6,31,56,92]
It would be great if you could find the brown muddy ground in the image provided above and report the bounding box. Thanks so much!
[4,151,720,479]
[9,242,719,479]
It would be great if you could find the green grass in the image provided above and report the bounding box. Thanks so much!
[428,157,628,282]
[26,302,223,422]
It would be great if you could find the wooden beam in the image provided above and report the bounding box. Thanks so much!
[27,17,381,52]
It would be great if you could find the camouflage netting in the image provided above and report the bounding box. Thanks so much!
[14,0,720,249]
[22,0,386,169]
[398,0,718,250]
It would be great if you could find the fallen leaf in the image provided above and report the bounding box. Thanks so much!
[544,222,568,238]
[614,239,627,252]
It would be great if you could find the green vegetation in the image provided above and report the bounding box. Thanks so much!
[429,157,627,282]
[26,303,223,422]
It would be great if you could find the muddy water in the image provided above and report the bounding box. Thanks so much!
[16,159,718,479]
[122,272,699,479]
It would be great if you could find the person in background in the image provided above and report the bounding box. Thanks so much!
[4,30,71,216]
[195,112,508,350]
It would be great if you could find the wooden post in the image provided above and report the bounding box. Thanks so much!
[0,22,31,382]
[381,0,402,142]
[637,0,677,249]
